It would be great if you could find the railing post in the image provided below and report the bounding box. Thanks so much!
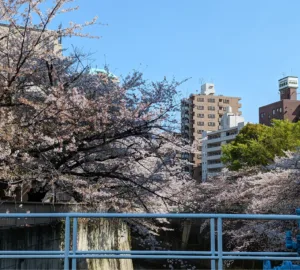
[64,216,70,270]
[217,217,223,270]
[72,218,78,270]
[210,218,216,269]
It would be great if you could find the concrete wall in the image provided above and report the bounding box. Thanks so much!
[0,218,133,270]
[0,223,64,270]
[77,219,133,270]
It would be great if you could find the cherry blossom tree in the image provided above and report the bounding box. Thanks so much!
[0,0,198,218]
[194,151,300,261]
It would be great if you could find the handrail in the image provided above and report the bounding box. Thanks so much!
[0,212,299,270]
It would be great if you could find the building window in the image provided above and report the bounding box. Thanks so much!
[197,130,202,134]
[208,122,216,126]
[260,112,265,118]
[197,113,204,118]
[219,99,223,102]
[272,109,275,115]
[208,114,215,118]
[279,107,282,112]
[197,122,204,126]
[208,106,215,111]
[197,106,204,110]
[223,107,227,111]
[208,98,215,103]
[197,97,204,102]
[223,99,230,104]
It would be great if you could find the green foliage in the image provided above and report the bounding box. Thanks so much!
[221,120,300,170]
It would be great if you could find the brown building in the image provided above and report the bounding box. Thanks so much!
[259,76,300,125]
[181,83,242,180]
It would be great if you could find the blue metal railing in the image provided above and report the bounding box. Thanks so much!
[1,212,300,270]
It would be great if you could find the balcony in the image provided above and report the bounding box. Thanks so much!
[206,137,223,144]
[207,162,223,169]
[206,145,222,152]
[206,154,222,161]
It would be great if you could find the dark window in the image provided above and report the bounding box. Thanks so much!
[208,106,215,111]
[208,98,215,103]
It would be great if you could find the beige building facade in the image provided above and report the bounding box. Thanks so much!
[181,83,242,180]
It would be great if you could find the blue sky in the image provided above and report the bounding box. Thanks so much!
[55,0,300,123]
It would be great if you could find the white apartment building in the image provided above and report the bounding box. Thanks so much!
[201,106,244,181]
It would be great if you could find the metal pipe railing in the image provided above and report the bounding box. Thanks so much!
[0,212,299,270]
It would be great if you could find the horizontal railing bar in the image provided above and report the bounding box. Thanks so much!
[1,212,300,220]
[0,254,299,261]
[222,256,300,261]
[0,250,298,256]
[0,251,213,255]
[68,255,300,260]
[0,255,65,259]
[0,251,64,255]
[225,252,298,256]
[75,251,213,255]
[69,255,218,259]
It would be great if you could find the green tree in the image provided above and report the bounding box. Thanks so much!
[221,120,300,170]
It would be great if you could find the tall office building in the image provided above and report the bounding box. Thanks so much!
[181,83,242,180]
[259,76,300,125]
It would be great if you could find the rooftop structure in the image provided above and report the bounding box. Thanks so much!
[259,76,300,125]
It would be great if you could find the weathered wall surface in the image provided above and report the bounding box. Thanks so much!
[0,223,63,270]
[0,219,133,270]
[77,218,133,270]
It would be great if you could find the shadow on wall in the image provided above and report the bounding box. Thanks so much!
[0,222,64,270]
[292,104,300,122]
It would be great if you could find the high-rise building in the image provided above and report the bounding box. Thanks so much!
[201,106,244,181]
[259,76,300,125]
[0,23,63,57]
[181,83,242,180]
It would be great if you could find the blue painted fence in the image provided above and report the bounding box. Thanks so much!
[1,212,300,270]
